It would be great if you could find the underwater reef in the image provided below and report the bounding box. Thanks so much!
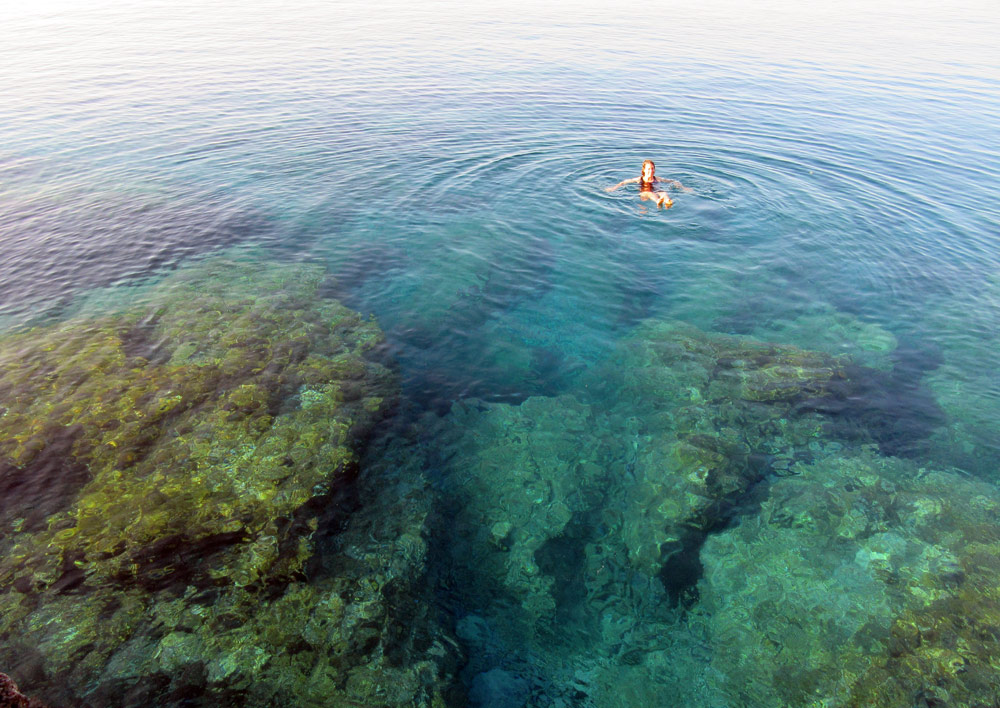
[0,255,460,707]
[924,274,1000,478]
[589,319,853,584]
[698,448,1000,707]
[4,258,993,708]
[430,319,880,705]
[433,394,618,640]
[428,316,1000,707]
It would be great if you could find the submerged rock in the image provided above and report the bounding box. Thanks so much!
[430,318,881,705]
[433,395,616,637]
[0,255,458,707]
[588,319,851,581]
[746,305,899,372]
[0,671,47,708]
[922,276,1000,477]
[469,668,530,708]
[698,448,1000,707]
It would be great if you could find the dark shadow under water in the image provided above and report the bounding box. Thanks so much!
[0,190,274,323]
[798,338,946,458]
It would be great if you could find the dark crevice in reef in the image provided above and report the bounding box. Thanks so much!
[659,464,776,609]
[658,530,707,609]
[656,370,947,612]
[656,337,948,609]
[533,515,594,628]
[118,316,172,366]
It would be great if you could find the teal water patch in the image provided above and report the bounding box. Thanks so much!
[316,209,649,410]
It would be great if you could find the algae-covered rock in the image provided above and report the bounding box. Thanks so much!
[587,319,849,579]
[926,361,1000,478]
[0,254,458,706]
[0,255,389,593]
[747,305,899,371]
[922,276,1000,478]
[426,318,873,705]
[434,395,615,636]
[610,319,849,406]
[697,448,1000,707]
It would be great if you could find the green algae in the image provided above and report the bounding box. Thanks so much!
[433,395,614,636]
[0,258,386,590]
[0,254,459,707]
[698,448,1000,707]
[587,319,850,579]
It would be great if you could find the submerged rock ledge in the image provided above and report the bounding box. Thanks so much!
[699,448,1000,707]
[0,256,460,707]
[430,318,997,707]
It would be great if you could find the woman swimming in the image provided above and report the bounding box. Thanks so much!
[606,159,689,208]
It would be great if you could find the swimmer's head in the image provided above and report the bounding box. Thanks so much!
[641,160,655,181]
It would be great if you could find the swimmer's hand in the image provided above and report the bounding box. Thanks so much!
[606,177,639,193]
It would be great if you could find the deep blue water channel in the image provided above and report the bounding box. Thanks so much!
[1,1,1000,706]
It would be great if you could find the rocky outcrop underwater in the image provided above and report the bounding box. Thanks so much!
[427,318,1000,707]
[699,448,1000,707]
[0,255,461,707]
[0,671,47,708]
[3,256,997,707]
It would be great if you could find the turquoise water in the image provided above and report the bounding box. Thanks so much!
[2,1,1000,706]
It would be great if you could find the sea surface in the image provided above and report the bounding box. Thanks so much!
[1,1,999,706]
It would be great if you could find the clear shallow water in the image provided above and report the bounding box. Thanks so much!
[1,1,1000,706]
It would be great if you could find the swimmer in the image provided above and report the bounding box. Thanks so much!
[605,159,691,208]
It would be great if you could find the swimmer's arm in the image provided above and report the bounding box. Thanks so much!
[656,177,694,193]
[605,177,640,192]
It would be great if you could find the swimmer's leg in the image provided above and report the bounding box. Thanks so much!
[642,190,673,208]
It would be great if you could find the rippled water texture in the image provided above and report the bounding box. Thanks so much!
[1,1,1000,706]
